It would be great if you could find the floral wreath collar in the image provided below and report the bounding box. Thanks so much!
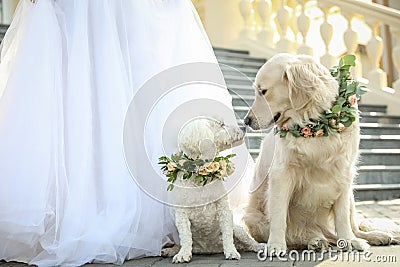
[159,152,236,191]
[274,55,366,139]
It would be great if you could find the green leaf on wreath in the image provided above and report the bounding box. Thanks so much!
[167,184,174,191]
[332,105,341,113]
[339,54,356,68]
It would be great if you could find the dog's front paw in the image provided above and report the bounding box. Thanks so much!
[162,245,180,258]
[362,230,393,246]
[224,247,241,260]
[172,251,192,263]
[266,242,287,257]
[337,238,370,251]
[253,243,267,253]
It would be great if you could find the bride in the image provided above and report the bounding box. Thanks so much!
[0,0,248,266]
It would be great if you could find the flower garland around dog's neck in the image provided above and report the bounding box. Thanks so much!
[274,55,367,139]
[159,152,236,191]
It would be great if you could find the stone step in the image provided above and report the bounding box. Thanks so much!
[215,54,267,63]
[359,149,400,166]
[359,135,400,149]
[217,58,266,69]
[213,47,250,55]
[353,184,400,201]
[243,133,400,150]
[214,48,266,62]
[220,65,258,78]
[227,84,255,96]
[223,75,254,86]
[358,104,387,113]
[247,148,400,166]
[360,123,400,135]
[358,165,400,184]
[360,112,400,124]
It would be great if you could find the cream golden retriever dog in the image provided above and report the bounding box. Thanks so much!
[243,53,394,256]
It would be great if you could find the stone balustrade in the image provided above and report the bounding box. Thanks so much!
[193,0,400,114]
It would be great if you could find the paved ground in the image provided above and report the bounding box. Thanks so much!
[1,199,399,267]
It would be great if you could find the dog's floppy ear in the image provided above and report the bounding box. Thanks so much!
[284,58,331,111]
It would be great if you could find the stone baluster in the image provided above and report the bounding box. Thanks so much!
[239,0,255,40]
[342,12,362,80]
[287,0,299,50]
[296,0,313,55]
[366,20,388,90]
[390,28,400,90]
[276,0,294,52]
[257,0,274,48]
[318,4,336,68]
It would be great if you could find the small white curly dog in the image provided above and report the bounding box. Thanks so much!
[243,53,396,256]
[162,117,264,263]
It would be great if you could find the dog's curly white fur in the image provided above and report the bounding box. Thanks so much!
[243,53,394,256]
[162,118,264,263]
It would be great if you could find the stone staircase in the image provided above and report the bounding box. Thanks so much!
[214,47,400,202]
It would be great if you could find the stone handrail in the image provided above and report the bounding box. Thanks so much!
[321,0,399,27]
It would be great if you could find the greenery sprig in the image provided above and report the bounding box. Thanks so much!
[275,55,367,138]
[158,152,236,191]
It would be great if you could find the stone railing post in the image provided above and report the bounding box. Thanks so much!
[342,12,362,80]
[276,0,295,52]
[239,0,255,40]
[296,0,313,55]
[390,28,400,90]
[256,0,274,48]
[318,3,336,68]
[366,20,388,90]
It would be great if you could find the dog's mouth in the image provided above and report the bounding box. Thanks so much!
[272,113,281,123]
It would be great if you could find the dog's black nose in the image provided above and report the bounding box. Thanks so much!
[244,116,251,126]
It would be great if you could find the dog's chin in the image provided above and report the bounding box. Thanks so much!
[252,112,282,130]
[249,121,274,131]
[232,138,245,147]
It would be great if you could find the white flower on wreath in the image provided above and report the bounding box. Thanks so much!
[348,94,357,106]
[167,162,177,171]
[198,167,209,176]
[203,162,220,173]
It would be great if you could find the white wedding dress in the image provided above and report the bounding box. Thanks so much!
[0,0,251,266]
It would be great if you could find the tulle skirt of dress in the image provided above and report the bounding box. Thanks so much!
[0,0,241,266]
